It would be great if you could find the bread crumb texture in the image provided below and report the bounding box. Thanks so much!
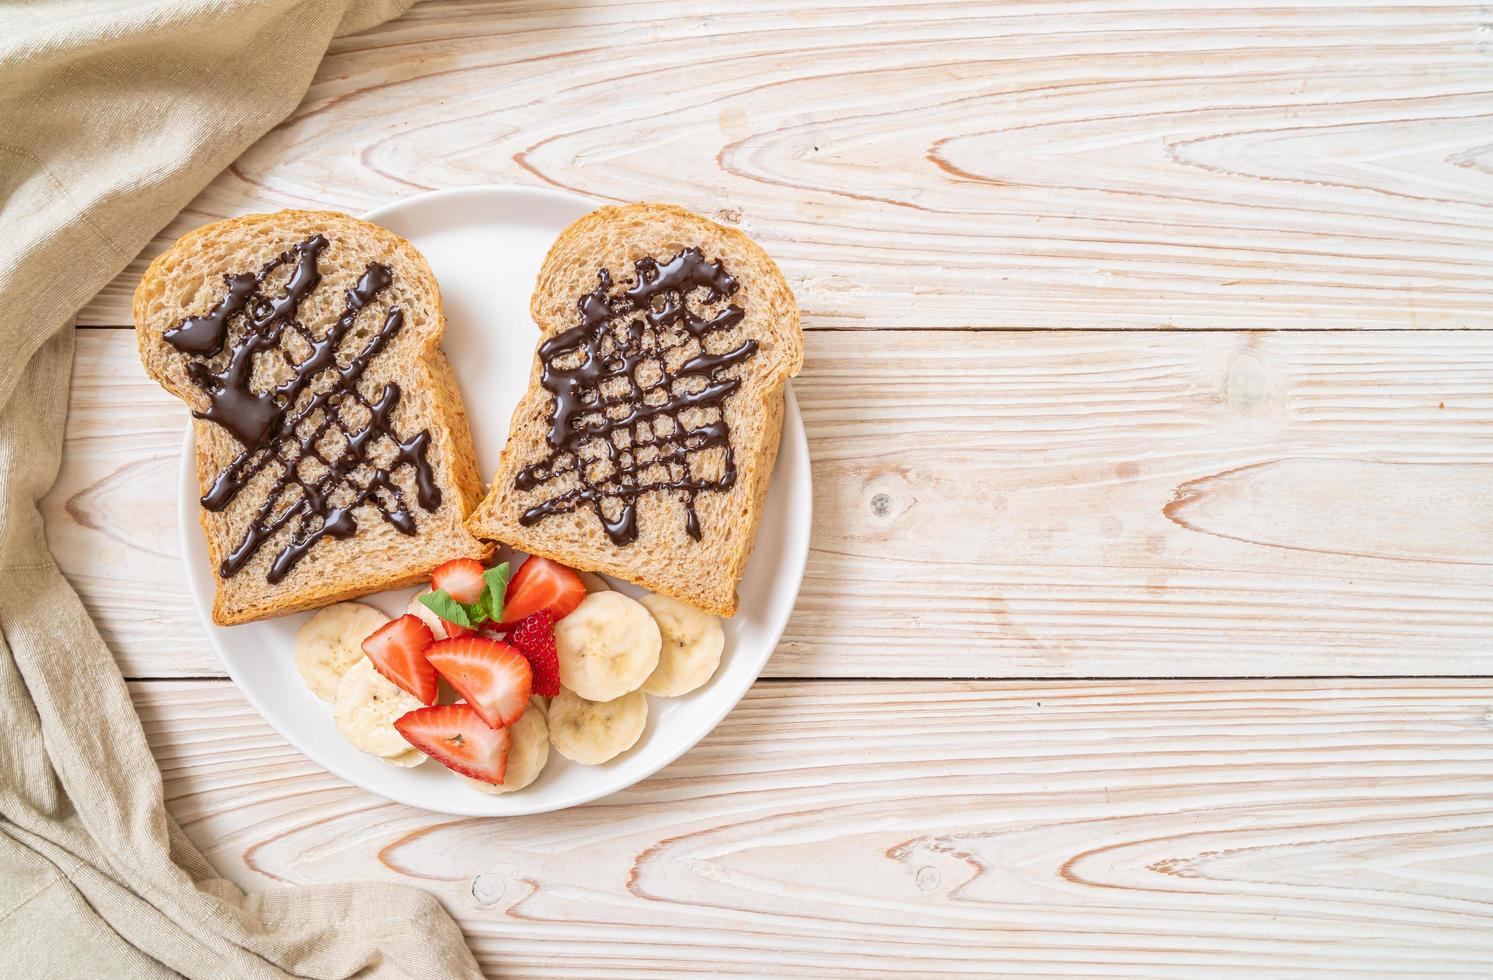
[468,203,803,617]
[134,211,489,625]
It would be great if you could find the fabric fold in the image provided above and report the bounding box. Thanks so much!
[0,1,482,976]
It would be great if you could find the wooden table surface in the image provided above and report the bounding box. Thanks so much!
[46,1,1493,975]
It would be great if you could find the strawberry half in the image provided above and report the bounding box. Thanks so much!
[425,637,532,727]
[361,614,438,705]
[441,619,475,639]
[508,609,561,697]
[431,557,487,605]
[395,704,511,785]
[501,556,586,625]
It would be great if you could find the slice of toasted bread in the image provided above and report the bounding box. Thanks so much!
[466,203,803,616]
[134,210,491,625]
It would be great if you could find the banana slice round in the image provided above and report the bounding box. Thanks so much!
[333,659,425,759]
[382,748,426,768]
[547,687,648,765]
[578,571,611,594]
[407,587,449,640]
[461,699,550,794]
[639,593,724,697]
[554,591,660,701]
[294,602,390,702]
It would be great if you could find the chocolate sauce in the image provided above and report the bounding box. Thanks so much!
[515,247,758,545]
[165,235,440,583]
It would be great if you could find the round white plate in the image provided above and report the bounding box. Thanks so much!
[177,185,811,816]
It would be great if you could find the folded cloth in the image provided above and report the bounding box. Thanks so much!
[0,2,482,976]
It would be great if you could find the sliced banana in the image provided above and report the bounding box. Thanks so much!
[382,748,426,768]
[294,602,390,702]
[547,687,647,765]
[554,591,660,701]
[461,699,550,794]
[333,659,425,759]
[578,571,611,594]
[639,593,724,697]
[407,587,449,640]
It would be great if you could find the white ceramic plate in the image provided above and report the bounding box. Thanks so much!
[177,185,811,816]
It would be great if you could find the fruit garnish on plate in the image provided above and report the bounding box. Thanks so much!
[460,701,550,794]
[547,687,648,765]
[639,593,724,697]
[508,609,561,697]
[395,703,511,785]
[334,659,427,764]
[407,587,457,640]
[432,556,487,603]
[295,602,389,703]
[501,556,585,624]
[425,636,533,727]
[291,553,730,791]
[553,591,661,701]
[361,614,438,705]
[420,558,511,633]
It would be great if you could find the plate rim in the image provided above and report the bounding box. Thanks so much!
[175,184,811,816]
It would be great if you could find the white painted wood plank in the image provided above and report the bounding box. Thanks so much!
[49,329,1493,679]
[78,0,1493,330]
[134,678,1493,978]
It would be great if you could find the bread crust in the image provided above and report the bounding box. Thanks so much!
[134,210,491,625]
[466,203,803,616]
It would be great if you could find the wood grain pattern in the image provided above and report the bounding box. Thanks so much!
[76,0,1493,331]
[49,329,1493,679]
[47,2,1493,975]
[134,678,1493,977]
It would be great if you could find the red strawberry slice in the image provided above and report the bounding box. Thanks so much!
[501,556,586,624]
[425,637,532,727]
[361,614,437,705]
[431,557,487,605]
[440,618,475,639]
[395,704,511,785]
[508,609,561,697]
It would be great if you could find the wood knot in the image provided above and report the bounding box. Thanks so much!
[862,473,914,526]
[1225,351,1271,418]
[470,873,506,906]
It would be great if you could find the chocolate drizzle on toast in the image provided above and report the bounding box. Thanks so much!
[165,234,440,583]
[515,247,758,545]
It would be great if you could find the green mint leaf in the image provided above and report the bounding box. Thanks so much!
[478,562,511,624]
[419,588,473,629]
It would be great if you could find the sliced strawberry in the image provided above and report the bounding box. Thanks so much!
[441,618,475,639]
[425,637,532,727]
[361,614,438,705]
[502,556,586,624]
[508,609,561,697]
[395,704,511,785]
[431,557,487,605]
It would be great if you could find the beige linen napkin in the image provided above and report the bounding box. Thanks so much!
[0,2,483,976]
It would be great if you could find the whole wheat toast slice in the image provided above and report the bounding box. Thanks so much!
[466,203,803,616]
[134,210,490,625]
